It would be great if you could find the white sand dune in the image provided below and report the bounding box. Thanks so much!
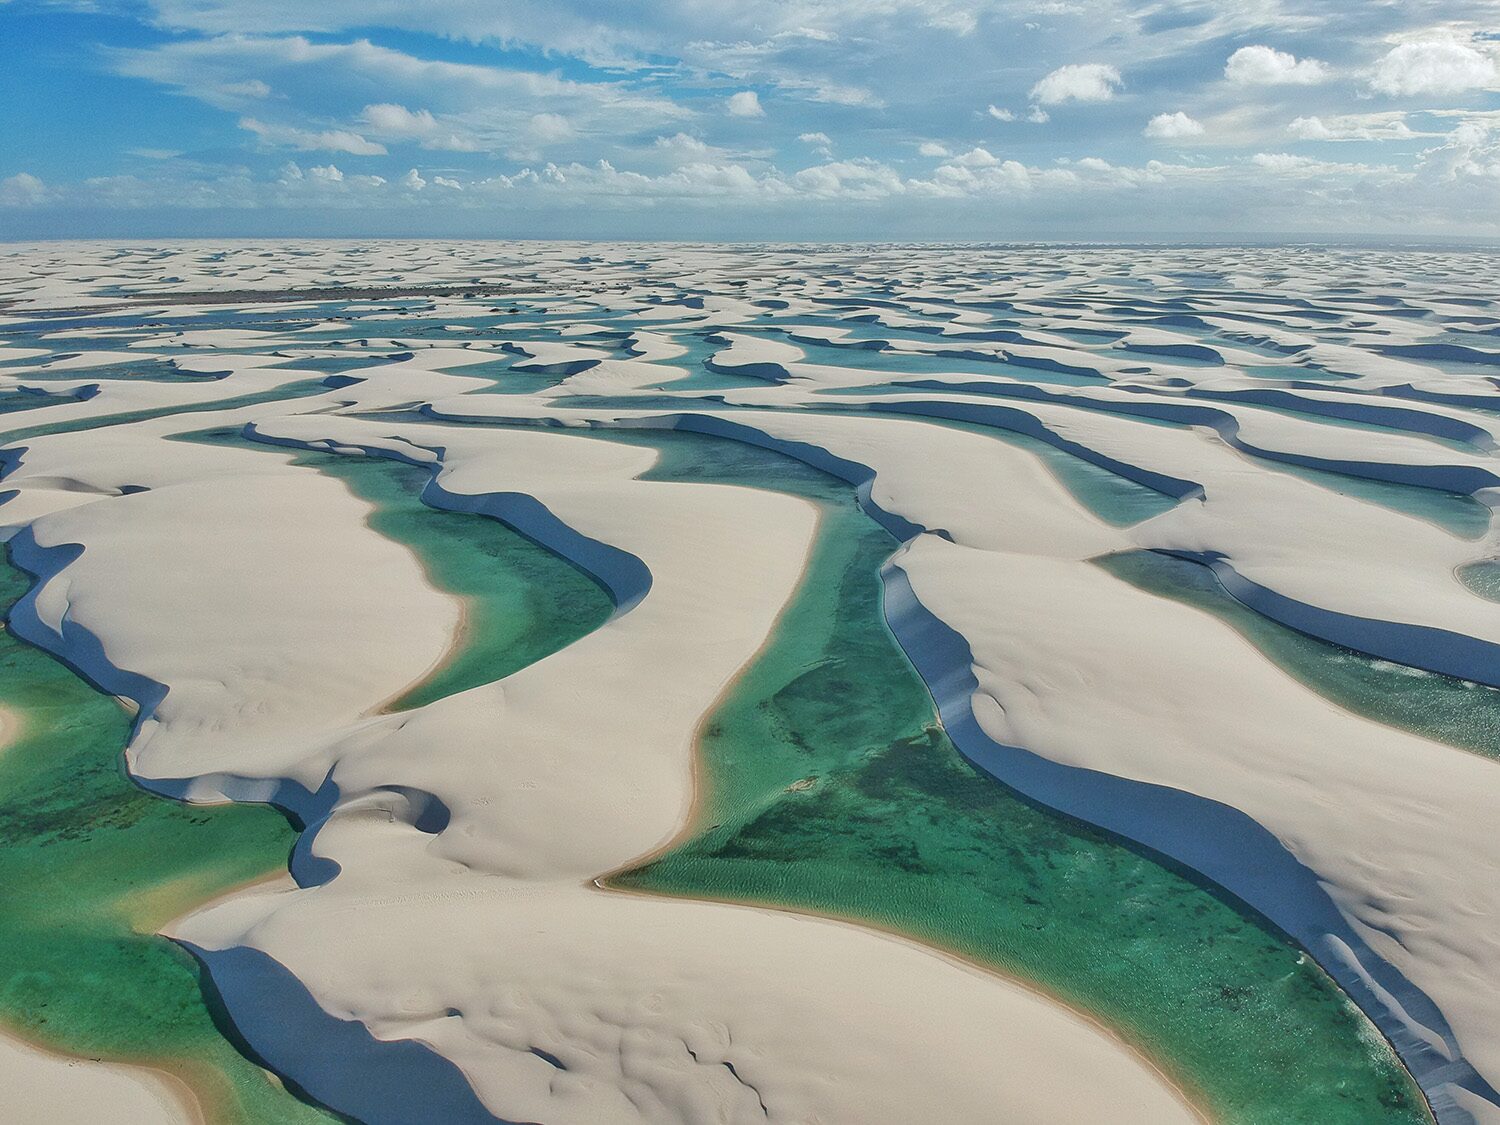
[3,240,1500,1122]
[0,1030,195,1125]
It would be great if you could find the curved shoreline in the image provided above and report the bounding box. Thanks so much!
[596,878,1213,1123]
[354,403,1462,1118]
[635,410,1463,1120]
[5,247,1496,1123]
[0,1025,205,1125]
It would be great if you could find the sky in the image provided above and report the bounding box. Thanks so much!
[1,0,1499,241]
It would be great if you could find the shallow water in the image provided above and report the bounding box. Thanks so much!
[890,411,1181,526]
[0,424,615,1124]
[1459,559,1500,603]
[0,378,332,444]
[186,426,615,711]
[1098,550,1500,759]
[0,557,332,1124]
[601,426,1428,1125]
[1271,460,1492,540]
[0,389,82,415]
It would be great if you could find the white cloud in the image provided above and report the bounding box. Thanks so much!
[952,146,1000,168]
[727,90,764,117]
[0,172,49,207]
[986,105,1016,121]
[112,34,691,153]
[1224,46,1329,86]
[268,159,384,193]
[359,103,482,152]
[1252,152,1314,172]
[1288,114,1415,141]
[792,158,904,199]
[1370,41,1498,97]
[529,112,575,142]
[241,116,386,155]
[361,103,434,134]
[220,78,271,98]
[432,175,463,190]
[798,130,832,156]
[652,132,719,159]
[1287,116,1333,140]
[1144,112,1204,140]
[399,168,426,191]
[911,151,1034,196]
[1419,122,1500,179]
[926,10,977,36]
[1249,151,1394,180]
[1027,105,1050,124]
[1030,63,1122,105]
[918,141,950,157]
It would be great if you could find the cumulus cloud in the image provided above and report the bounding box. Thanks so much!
[529,112,575,142]
[1030,63,1122,105]
[650,132,725,164]
[1370,41,1498,97]
[912,148,1035,196]
[1288,116,1333,140]
[1224,46,1329,86]
[1419,122,1500,179]
[727,90,764,117]
[20,0,1500,236]
[1144,112,1204,140]
[0,172,49,206]
[792,158,904,200]
[359,103,482,151]
[797,130,832,156]
[241,116,386,155]
[362,103,436,135]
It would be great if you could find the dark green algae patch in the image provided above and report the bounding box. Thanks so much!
[594,425,1429,1125]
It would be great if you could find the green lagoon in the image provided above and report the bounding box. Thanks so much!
[597,425,1428,1125]
[0,422,614,1122]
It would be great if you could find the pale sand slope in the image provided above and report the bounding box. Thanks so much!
[526,406,1500,1113]
[2,411,1195,1124]
[0,1030,193,1125]
[3,424,459,800]
[7,241,1495,1120]
[493,376,1500,668]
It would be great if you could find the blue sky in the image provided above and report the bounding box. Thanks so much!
[2,0,1498,240]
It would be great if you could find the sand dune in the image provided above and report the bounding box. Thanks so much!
[2,241,1498,1123]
